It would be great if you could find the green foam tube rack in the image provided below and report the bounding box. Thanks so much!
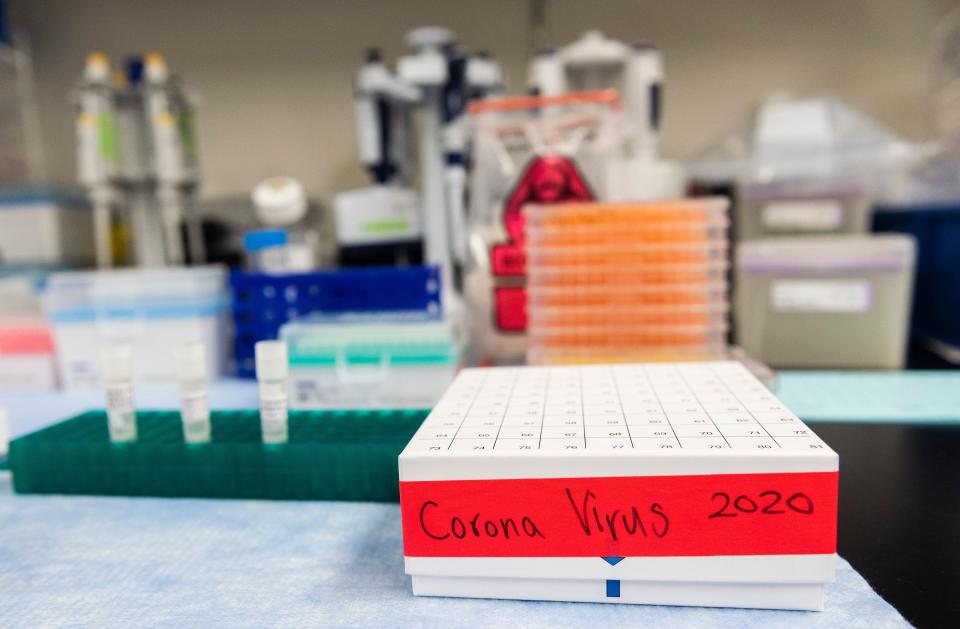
[6,409,429,502]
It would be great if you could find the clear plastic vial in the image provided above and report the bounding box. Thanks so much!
[100,343,137,442]
[176,341,211,444]
[256,340,289,444]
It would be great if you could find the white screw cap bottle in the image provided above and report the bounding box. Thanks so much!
[256,340,289,444]
[100,343,137,442]
[176,342,211,444]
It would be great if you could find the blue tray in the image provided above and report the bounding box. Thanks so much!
[230,266,441,377]
[873,203,960,351]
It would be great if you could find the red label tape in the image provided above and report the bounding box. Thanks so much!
[400,472,838,557]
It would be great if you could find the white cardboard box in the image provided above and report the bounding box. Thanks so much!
[399,361,838,610]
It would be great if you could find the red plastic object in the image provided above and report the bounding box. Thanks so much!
[490,156,593,332]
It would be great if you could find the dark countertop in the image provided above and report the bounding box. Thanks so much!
[815,423,960,628]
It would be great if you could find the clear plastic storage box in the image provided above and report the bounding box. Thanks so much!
[735,235,915,369]
[281,313,462,409]
[687,96,917,242]
[45,266,228,388]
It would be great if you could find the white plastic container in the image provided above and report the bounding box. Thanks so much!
[0,186,94,264]
[281,313,461,409]
[736,235,915,369]
[0,319,57,391]
[45,266,228,388]
[737,179,871,241]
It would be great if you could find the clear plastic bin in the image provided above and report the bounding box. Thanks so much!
[528,303,728,328]
[525,198,728,229]
[44,266,228,388]
[281,313,462,409]
[527,282,728,308]
[527,262,729,287]
[687,96,917,242]
[738,178,871,241]
[525,241,728,267]
[527,344,726,365]
[527,322,728,348]
[735,235,915,368]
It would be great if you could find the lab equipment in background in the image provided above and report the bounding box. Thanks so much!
[0,266,57,390]
[6,408,427,501]
[75,52,203,268]
[0,185,93,264]
[874,204,960,364]
[464,91,626,364]
[45,266,228,388]
[243,228,290,274]
[336,48,422,267]
[863,12,960,364]
[527,31,684,201]
[176,341,210,444]
[687,95,916,242]
[282,312,462,409]
[100,343,137,442]
[400,362,838,610]
[0,319,55,391]
[251,176,332,271]
[341,29,503,285]
[230,266,441,378]
[736,235,915,369]
[333,186,422,267]
[524,199,730,365]
[0,33,43,183]
[256,340,289,445]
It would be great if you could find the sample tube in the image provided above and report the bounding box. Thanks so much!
[256,340,289,444]
[176,342,211,444]
[100,343,137,442]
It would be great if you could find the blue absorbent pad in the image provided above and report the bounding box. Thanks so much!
[0,476,907,628]
[777,371,960,424]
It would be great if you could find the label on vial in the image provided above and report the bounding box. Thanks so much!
[771,279,871,313]
[260,396,288,442]
[181,394,211,443]
[762,200,844,231]
[105,382,137,441]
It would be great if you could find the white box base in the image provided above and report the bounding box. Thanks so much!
[411,574,824,611]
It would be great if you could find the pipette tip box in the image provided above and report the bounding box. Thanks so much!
[8,408,427,502]
[399,361,838,610]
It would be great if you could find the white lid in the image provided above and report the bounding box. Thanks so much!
[175,342,207,381]
[252,177,308,226]
[737,235,915,273]
[687,95,915,182]
[255,340,288,380]
[99,343,133,382]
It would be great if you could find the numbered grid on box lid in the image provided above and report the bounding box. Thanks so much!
[408,362,827,453]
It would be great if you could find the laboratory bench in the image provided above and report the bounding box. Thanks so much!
[1,373,959,627]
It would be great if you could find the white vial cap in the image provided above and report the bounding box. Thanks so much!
[99,343,133,382]
[252,176,308,226]
[175,342,207,381]
[255,340,288,380]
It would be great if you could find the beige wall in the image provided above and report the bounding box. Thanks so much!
[10,0,957,200]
